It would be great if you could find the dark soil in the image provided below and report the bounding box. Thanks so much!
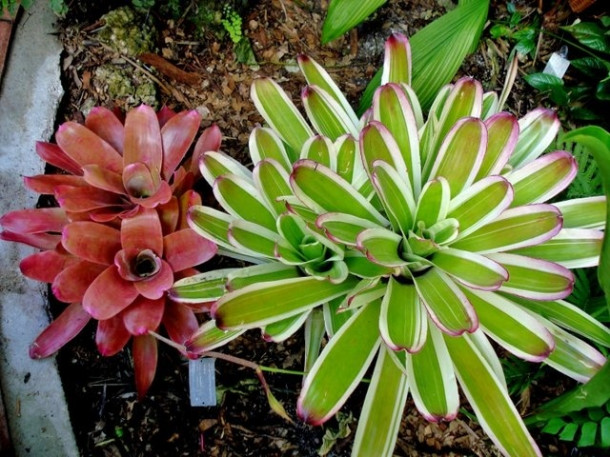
[42,0,609,456]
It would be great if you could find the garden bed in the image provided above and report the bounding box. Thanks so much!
[28,0,610,455]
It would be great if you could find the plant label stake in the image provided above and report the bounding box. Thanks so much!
[543,45,570,79]
[189,358,217,407]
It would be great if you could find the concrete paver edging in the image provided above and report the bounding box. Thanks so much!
[0,2,79,456]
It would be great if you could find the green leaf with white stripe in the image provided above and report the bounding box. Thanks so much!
[427,117,486,196]
[463,288,555,361]
[214,174,277,231]
[359,121,408,178]
[511,228,603,268]
[356,227,406,267]
[379,277,426,352]
[452,204,562,254]
[253,159,292,216]
[412,268,478,335]
[213,276,358,330]
[489,252,574,300]
[555,196,606,229]
[200,150,252,187]
[373,83,421,193]
[302,86,358,140]
[297,54,359,125]
[371,160,416,235]
[188,205,233,249]
[431,248,508,290]
[541,318,606,383]
[335,134,358,183]
[185,320,244,356]
[509,108,560,168]
[344,250,396,278]
[444,331,542,457]
[507,151,577,207]
[352,345,409,457]
[414,177,450,228]
[323,296,354,337]
[251,78,314,159]
[475,112,518,179]
[316,212,378,246]
[297,300,381,425]
[263,311,310,342]
[506,296,610,348]
[407,324,459,421]
[448,175,513,240]
[249,127,292,171]
[300,135,334,169]
[291,160,387,224]
[381,33,411,84]
[226,263,301,291]
[304,309,325,373]
[227,220,280,258]
[170,268,235,303]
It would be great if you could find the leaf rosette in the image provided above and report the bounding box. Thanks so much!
[173,33,608,456]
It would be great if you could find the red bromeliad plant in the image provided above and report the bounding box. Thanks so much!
[0,105,220,396]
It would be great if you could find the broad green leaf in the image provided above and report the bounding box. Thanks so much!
[555,196,606,230]
[562,126,610,312]
[356,227,406,267]
[249,127,291,171]
[452,204,562,254]
[381,32,411,85]
[481,91,499,120]
[227,220,280,258]
[214,173,277,231]
[468,329,507,389]
[226,263,301,291]
[200,150,252,187]
[414,177,450,228]
[511,228,603,269]
[316,212,378,246]
[185,320,244,356]
[373,83,421,194]
[277,212,307,249]
[431,248,508,290]
[475,112,518,179]
[463,288,555,361]
[303,258,349,284]
[297,300,381,425]
[407,324,458,421]
[562,22,610,54]
[424,218,460,245]
[187,205,234,249]
[412,268,477,335]
[253,158,292,216]
[321,0,386,44]
[352,345,408,457]
[371,160,416,235]
[298,55,359,126]
[509,296,610,348]
[358,1,489,113]
[524,73,564,91]
[170,268,235,303]
[489,252,574,301]
[304,309,325,373]
[300,135,334,169]
[427,117,486,196]
[379,277,426,352]
[251,78,313,159]
[444,331,542,457]
[448,175,513,240]
[508,151,577,207]
[302,86,358,140]
[213,276,358,329]
[510,108,560,168]
[263,311,310,342]
[291,160,387,224]
[541,318,606,383]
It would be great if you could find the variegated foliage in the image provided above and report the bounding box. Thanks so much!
[172,34,609,456]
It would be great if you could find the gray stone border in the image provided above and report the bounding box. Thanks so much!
[0,2,78,456]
